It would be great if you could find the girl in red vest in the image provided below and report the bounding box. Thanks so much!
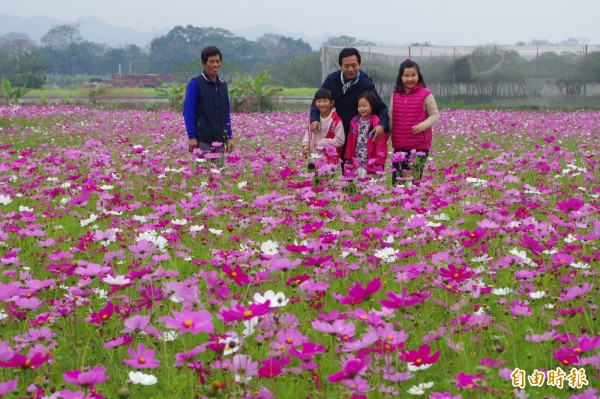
[302,88,345,171]
[389,59,439,184]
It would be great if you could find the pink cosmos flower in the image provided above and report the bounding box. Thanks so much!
[454,371,484,389]
[231,354,259,382]
[556,197,585,213]
[0,377,18,397]
[123,343,160,369]
[439,264,473,283]
[559,282,594,302]
[333,277,382,305]
[160,309,214,334]
[379,288,432,309]
[63,365,109,387]
[328,356,371,383]
[289,341,326,362]
[257,356,290,378]
[221,301,271,322]
[399,344,441,366]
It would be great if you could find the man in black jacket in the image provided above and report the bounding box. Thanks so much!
[183,46,234,154]
[310,47,389,157]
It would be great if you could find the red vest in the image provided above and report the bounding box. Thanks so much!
[391,85,433,151]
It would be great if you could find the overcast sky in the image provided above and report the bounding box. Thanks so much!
[3,0,599,45]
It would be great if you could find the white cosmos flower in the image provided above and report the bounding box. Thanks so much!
[407,382,434,395]
[242,317,259,337]
[570,261,590,269]
[171,218,188,226]
[407,362,433,371]
[19,206,33,212]
[103,275,131,286]
[433,213,450,221]
[80,213,98,227]
[189,225,204,232]
[374,247,397,263]
[0,195,13,205]
[254,290,288,308]
[529,291,546,299]
[260,240,279,255]
[492,287,513,296]
[220,336,241,356]
[209,228,223,235]
[159,331,178,342]
[0,310,8,320]
[129,371,158,385]
[237,181,248,189]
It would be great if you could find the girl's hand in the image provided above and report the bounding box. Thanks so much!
[412,125,423,134]
[301,145,309,158]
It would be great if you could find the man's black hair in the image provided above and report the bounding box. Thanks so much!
[201,46,223,63]
[338,47,361,66]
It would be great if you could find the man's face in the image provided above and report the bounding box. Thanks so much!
[340,55,360,81]
[202,55,222,79]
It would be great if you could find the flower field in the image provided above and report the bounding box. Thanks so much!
[0,105,598,399]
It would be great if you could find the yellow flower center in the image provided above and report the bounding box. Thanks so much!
[244,310,253,317]
[184,320,194,327]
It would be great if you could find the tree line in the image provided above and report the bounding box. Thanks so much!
[0,22,343,89]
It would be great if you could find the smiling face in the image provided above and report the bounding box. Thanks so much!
[357,97,372,118]
[340,55,360,81]
[315,98,334,117]
[202,55,222,81]
[401,67,420,91]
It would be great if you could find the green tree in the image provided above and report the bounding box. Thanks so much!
[323,35,376,47]
[148,25,258,75]
[0,32,46,88]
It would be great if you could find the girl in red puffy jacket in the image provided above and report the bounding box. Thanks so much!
[343,90,388,179]
[389,59,439,184]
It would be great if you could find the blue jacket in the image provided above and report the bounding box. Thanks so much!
[183,71,232,142]
[310,70,389,137]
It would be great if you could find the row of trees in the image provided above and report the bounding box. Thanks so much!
[0,22,328,89]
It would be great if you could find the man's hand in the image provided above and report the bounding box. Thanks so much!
[226,139,234,153]
[188,138,198,153]
[310,121,320,133]
[373,124,386,141]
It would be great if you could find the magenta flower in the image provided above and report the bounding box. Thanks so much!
[333,277,382,305]
[161,309,213,334]
[257,356,290,378]
[328,356,371,383]
[63,365,109,387]
[123,343,160,369]
[454,371,484,389]
[399,344,441,366]
[289,341,326,362]
[438,264,473,283]
[556,197,585,213]
[379,288,432,309]
[221,301,271,322]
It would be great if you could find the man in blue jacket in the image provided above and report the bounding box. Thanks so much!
[310,47,389,159]
[183,46,233,154]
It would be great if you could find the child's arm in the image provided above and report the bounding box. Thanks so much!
[413,94,439,133]
[302,126,311,157]
[318,122,345,148]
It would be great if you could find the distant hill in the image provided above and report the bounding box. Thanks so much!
[0,14,161,47]
[0,14,399,50]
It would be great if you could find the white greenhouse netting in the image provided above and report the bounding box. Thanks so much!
[322,45,600,105]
